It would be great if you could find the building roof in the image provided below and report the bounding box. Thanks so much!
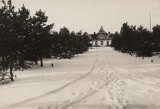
[89,34,96,39]
[89,26,112,40]
[98,26,106,34]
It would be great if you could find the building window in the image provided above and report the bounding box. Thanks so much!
[107,40,109,45]
[101,41,103,45]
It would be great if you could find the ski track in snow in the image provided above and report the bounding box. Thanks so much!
[37,53,126,109]
[3,57,98,109]
[4,50,126,109]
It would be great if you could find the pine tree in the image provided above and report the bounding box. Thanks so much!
[30,9,53,67]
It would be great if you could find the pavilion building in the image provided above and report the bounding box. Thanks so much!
[89,26,112,47]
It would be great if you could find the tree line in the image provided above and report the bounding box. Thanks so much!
[111,22,160,57]
[0,0,91,81]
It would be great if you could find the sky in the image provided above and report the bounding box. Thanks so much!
[0,0,160,33]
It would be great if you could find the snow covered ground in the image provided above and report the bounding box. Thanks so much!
[1,47,160,109]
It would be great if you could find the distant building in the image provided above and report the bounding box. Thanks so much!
[89,26,112,47]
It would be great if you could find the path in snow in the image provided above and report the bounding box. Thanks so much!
[4,48,126,109]
[1,47,160,109]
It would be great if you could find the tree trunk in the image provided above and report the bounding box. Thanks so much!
[40,56,43,67]
[9,59,14,81]
[35,60,38,65]
[20,59,25,68]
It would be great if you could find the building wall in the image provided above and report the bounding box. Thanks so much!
[91,40,111,47]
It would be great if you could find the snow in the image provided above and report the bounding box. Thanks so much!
[1,47,160,109]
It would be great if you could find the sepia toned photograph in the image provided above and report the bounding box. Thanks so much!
[0,0,160,109]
